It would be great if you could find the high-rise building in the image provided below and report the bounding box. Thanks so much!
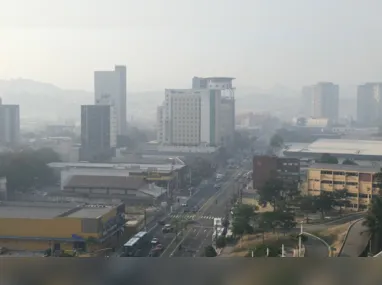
[357,83,382,126]
[191,77,236,146]
[312,82,339,121]
[80,105,113,162]
[160,89,202,146]
[200,90,221,146]
[192,77,208,89]
[94,65,127,136]
[0,99,20,146]
[157,77,235,147]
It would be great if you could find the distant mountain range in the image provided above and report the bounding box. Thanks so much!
[0,79,357,125]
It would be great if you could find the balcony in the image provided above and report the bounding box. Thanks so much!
[321,184,333,191]
[345,175,358,183]
[321,174,333,180]
[346,186,359,194]
[333,175,345,181]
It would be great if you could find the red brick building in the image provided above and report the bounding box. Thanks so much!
[253,156,300,190]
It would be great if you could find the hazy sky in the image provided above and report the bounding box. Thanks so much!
[1,0,382,92]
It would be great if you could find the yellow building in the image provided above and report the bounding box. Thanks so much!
[0,201,126,252]
[307,163,381,210]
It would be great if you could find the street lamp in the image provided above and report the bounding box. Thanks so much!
[298,221,303,257]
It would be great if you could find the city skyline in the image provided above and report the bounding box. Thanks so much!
[2,0,382,91]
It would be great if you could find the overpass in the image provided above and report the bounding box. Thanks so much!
[338,219,370,257]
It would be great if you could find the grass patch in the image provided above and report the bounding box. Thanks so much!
[229,232,296,257]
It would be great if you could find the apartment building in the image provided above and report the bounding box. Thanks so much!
[252,156,300,190]
[307,163,381,210]
[301,82,339,121]
[357,83,382,126]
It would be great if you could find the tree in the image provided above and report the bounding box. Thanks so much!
[342,159,357,165]
[333,189,350,215]
[258,211,296,237]
[203,245,217,257]
[362,196,382,254]
[188,157,215,184]
[34,148,61,163]
[319,153,338,164]
[216,236,226,248]
[298,195,317,223]
[314,191,335,219]
[232,204,256,237]
[0,149,58,193]
[258,178,284,211]
[270,134,284,149]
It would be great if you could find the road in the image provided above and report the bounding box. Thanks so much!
[121,167,245,258]
[301,213,365,257]
[338,218,369,257]
[163,166,251,257]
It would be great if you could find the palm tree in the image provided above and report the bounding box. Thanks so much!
[362,196,382,254]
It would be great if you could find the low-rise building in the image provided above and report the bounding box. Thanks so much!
[307,163,381,210]
[0,201,125,252]
[62,175,166,205]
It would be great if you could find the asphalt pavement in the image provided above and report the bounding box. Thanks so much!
[122,168,243,258]
[163,166,251,258]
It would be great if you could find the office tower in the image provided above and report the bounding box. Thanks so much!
[191,77,236,146]
[94,65,127,136]
[200,90,222,146]
[80,105,114,162]
[357,83,382,126]
[303,82,339,121]
[0,99,20,146]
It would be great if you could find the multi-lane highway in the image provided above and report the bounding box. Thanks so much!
[161,166,251,257]
[118,166,247,258]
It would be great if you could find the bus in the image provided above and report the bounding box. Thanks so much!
[122,231,148,257]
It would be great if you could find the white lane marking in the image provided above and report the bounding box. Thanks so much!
[169,229,193,257]
[195,226,203,237]
[160,231,183,257]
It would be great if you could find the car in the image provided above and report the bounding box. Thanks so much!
[157,220,166,226]
[151,238,159,245]
[181,202,188,207]
[162,224,174,233]
[154,244,164,251]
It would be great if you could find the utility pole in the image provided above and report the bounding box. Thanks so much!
[298,222,303,257]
